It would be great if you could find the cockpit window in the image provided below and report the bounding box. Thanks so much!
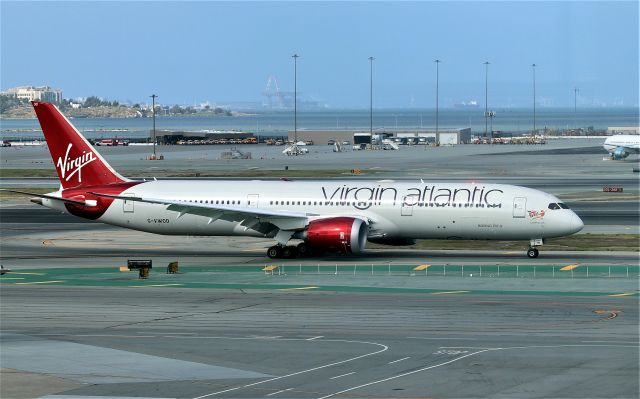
[548,203,570,210]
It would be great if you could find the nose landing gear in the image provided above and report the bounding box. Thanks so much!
[527,238,543,258]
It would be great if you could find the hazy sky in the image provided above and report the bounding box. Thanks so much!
[1,1,638,108]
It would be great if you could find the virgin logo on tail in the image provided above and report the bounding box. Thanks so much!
[56,143,96,183]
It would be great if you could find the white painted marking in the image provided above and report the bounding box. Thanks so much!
[307,336,324,341]
[330,371,356,379]
[192,339,388,398]
[317,343,640,399]
[388,357,410,364]
[267,388,294,396]
[433,350,468,355]
[317,349,494,399]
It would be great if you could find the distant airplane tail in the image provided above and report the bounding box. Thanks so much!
[31,101,128,189]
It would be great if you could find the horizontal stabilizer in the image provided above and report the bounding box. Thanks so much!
[1,189,89,206]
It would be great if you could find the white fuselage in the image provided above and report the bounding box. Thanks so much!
[603,134,640,154]
[43,180,583,241]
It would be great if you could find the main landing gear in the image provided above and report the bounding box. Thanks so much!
[267,243,310,259]
[527,247,539,258]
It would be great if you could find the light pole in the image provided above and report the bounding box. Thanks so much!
[435,59,441,145]
[574,87,579,130]
[369,56,374,137]
[292,53,299,143]
[532,63,537,134]
[484,61,489,138]
[150,94,157,158]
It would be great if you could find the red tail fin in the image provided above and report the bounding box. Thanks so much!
[32,102,127,189]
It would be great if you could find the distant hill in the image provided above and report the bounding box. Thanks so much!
[0,104,141,119]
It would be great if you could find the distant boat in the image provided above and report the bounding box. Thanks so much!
[454,100,480,108]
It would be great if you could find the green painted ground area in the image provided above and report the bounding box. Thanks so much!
[1,264,638,297]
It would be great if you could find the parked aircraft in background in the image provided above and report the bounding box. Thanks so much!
[603,135,640,159]
[9,102,583,259]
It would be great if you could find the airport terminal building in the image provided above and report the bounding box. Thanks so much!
[288,128,472,145]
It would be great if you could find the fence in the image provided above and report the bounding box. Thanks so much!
[260,263,637,279]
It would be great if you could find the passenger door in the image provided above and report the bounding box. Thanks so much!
[401,195,415,216]
[513,197,526,218]
[123,193,135,213]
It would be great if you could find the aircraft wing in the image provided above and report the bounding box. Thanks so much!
[90,192,313,231]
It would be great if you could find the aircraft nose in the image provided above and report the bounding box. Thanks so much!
[570,212,584,233]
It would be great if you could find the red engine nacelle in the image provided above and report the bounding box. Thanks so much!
[304,217,368,254]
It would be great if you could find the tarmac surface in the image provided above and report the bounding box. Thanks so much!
[1,138,639,399]
[1,215,639,398]
[1,282,638,399]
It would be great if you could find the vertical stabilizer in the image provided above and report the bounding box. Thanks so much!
[31,101,128,189]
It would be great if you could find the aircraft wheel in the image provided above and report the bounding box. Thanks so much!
[282,246,298,259]
[527,248,539,258]
[267,246,282,259]
[296,242,309,257]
